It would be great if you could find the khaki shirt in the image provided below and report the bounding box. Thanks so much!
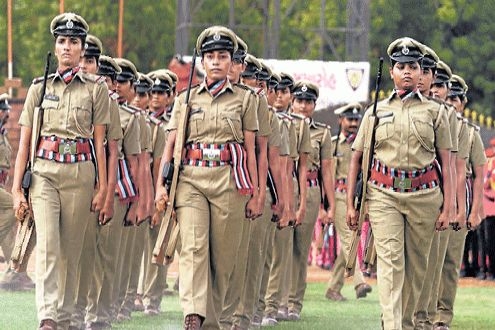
[466,125,487,176]
[169,80,258,144]
[118,106,141,159]
[290,114,312,160]
[137,112,152,153]
[256,94,271,137]
[307,120,333,171]
[447,105,459,153]
[333,133,353,180]
[150,119,167,160]
[0,132,11,170]
[276,112,291,157]
[267,109,281,149]
[19,71,110,139]
[353,92,452,169]
[457,119,470,161]
[107,98,123,141]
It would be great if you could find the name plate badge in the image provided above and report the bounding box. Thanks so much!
[203,148,221,161]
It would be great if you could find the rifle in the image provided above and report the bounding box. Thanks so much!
[152,49,197,265]
[11,52,51,271]
[345,58,384,275]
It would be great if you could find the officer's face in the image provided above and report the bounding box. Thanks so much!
[257,80,268,95]
[274,87,292,111]
[103,76,115,91]
[418,68,434,95]
[267,88,277,106]
[339,116,360,134]
[446,95,464,113]
[292,98,315,118]
[133,92,150,110]
[389,61,420,90]
[241,77,257,88]
[150,90,168,110]
[55,36,85,70]
[228,61,245,83]
[79,56,98,75]
[115,80,134,103]
[431,83,448,101]
[202,50,232,81]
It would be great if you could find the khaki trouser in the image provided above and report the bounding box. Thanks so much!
[232,193,274,329]
[434,228,467,326]
[327,193,366,293]
[31,159,95,329]
[86,196,126,324]
[121,223,147,315]
[71,204,98,329]
[413,232,441,330]
[175,166,248,329]
[113,224,132,315]
[0,187,16,261]
[367,185,442,330]
[219,217,252,329]
[288,185,320,314]
[255,221,277,320]
[142,225,168,309]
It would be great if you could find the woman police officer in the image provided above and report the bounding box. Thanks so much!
[12,13,109,330]
[346,37,453,330]
[155,26,259,329]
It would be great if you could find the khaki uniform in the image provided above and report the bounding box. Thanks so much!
[19,71,110,328]
[326,132,367,293]
[414,106,464,330]
[168,80,258,328]
[434,124,486,327]
[142,113,168,311]
[86,102,141,325]
[352,91,451,330]
[231,106,282,329]
[264,113,312,318]
[72,90,124,329]
[0,130,15,261]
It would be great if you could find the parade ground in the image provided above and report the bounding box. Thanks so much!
[1,262,494,330]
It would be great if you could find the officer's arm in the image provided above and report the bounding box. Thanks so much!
[455,157,467,228]
[346,149,362,230]
[12,126,32,215]
[469,164,485,229]
[437,149,452,230]
[155,130,176,202]
[321,158,335,222]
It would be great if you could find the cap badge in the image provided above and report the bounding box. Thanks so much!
[66,19,74,29]
[154,78,161,85]
[352,108,358,114]
[136,80,141,85]
[213,33,221,41]
[401,45,409,55]
[301,85,308,92]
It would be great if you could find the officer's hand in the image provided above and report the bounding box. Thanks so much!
[155,186,169,213]
[318,207,328,225]
[451,210,466,231]
[295,207,306,227]
[13,190,28,221]
[467,212,482,231]
[245,196,259,220]
[150,211,162,228]
[91,188,106,214]
[126,202,138,225]
[326,207,335,225]
[99,198,114,226]
[271,202,283,223]
[436,210,449,231]
[346,206,359,231]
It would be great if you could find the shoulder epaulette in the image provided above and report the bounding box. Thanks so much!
[120,104,136,115]
[108,90,119,101]
[331,135,339,142]
[32,73,56,84]
[314,121,331,130]
[178,83,201,95]
[234,83,255,92]
[148,115,163,127]
[276,111,293,122]
[455,112,464,120]
[82,72,106,84]
[125,104,145,117]
[466,120,480,131]
[290,112,311,124]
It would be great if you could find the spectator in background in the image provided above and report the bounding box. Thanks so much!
[482,137,495,280]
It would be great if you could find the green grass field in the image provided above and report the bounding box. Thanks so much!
[1,279,494,330]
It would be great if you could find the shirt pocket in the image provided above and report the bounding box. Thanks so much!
[187,110,205,140]
[222,111,243,143]
[374,115,394,148]
[71,98,93,136]
[411,117,435,152]
[41,98,59,123]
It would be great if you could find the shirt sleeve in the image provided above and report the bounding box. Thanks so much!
[18,83,43,128]
[320,128,333,160]
[434,104,453,150]
[241,89,259,132]
[92,82,111,126]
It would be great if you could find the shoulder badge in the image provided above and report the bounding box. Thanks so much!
[177,83,200,95]
[120,104,136,114]
[314,120,331,130]
[148,115,163,127]
[331,135,339,142]
[32,73,55,84]
[108,90,120,101]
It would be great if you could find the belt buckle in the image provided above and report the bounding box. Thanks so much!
[59,142,76,155]
[203,148,221,161]
[393,177,412,190]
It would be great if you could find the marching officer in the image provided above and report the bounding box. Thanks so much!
[155,25,259,329]
[346,37,452,330]
[434,75,487,330]
[12,13,110,330]
[325,102,372,302]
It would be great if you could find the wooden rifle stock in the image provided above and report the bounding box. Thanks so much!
[11,52,51,271]
[153,50,197,265]
[345,58,383,276]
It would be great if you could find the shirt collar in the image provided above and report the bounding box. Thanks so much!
[197,78,234,95]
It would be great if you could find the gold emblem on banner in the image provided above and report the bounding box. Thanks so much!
[346,68,364,91]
